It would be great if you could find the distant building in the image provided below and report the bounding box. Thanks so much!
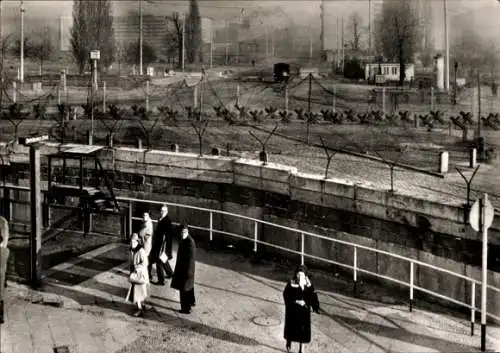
[365,63,415,82]
[59,16,71,51]
[113,14,175,58]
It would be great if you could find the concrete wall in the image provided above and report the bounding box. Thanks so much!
[3,142,500,321]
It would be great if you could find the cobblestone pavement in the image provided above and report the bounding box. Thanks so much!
[1,242,499,353]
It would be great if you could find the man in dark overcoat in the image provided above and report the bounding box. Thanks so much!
[148,205,174,284]
[0,216,10,324]
[171,224,196,314]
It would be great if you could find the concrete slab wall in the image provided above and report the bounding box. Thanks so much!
[4,142,500,320]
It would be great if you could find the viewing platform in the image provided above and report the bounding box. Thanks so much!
[1,240,499,353]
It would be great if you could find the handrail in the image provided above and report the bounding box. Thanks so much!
[121,195,500,325]
[3,184,500,325]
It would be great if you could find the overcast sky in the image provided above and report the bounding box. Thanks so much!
[4,0,500,49]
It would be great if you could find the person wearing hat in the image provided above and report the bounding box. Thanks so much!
[125,233,150,317]
[171,224,196,314]
[283,265,320,353]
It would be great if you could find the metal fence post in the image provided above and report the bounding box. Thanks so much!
[300,232,305,265]
[253,221,258,252]
[410,261,414,312]
[471,281,476,336]
[209,211,213,242]
[127,200,133,241]
[353,246,358,296]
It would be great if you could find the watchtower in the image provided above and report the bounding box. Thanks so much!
[44,145,127,238]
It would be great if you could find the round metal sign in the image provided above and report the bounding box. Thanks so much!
[469,198,495,232]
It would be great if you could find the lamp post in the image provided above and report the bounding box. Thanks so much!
[444,0,449,91]
[139,0,143,76]
[181,12,185,72]
[20,0,25,82]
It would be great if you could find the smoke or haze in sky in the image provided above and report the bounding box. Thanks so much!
[4,0,500,49]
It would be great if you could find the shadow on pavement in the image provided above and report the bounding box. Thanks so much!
[42,276,283,351]
[322,310,478,353]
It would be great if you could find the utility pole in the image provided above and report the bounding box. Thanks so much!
[139,0,143,76]
[444,0,450,91]
[309,26,313,62]
[320,0,325,56]
[225,20,229,65]
[265,26,269,62]
[181,12,185,72]
[20,0,25,82]
[368,0,372,56]
[0,0,3,110]
[477,70,481,138]
[336,17,339,70]
[307,73,312,145]
[341,15,345,73]
[209,27,213,69]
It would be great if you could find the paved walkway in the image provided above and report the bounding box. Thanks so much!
[1,241,500,353]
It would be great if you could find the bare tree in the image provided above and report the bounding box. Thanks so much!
[70,0,115,73]
[347,12,363,52]
[185,0,203,64]
[130,105,163,150]
[99,104,125,142]
[191,113,209,156]
[374,0,421,85]
[170,12,184,68]
[452,29,499,79]
[26,30,55,75]
[164,30,179,65]
[5,104,29,141]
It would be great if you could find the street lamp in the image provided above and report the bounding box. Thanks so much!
[139,0,143,75]
[20,0,24,82]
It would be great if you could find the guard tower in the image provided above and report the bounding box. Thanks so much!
[44,145,126,237]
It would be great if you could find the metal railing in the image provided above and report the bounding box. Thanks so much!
[2,184,500,331]
[117,195,500,331]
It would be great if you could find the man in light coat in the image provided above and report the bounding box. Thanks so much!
[139,212,153,257]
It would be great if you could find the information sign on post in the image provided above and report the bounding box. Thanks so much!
[469,193,494,352]
[90,50,100,60]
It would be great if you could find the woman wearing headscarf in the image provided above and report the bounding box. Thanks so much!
[283,265,320,353]
[125,233,149,317]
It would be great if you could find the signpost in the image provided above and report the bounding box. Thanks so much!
[469,193,494,352]
[20,135,48,288]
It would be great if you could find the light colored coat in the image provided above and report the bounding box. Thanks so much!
[139,220,153,257]
[125,247,149,304]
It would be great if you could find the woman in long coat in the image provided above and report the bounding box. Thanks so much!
[126,233,150,317]
[283,265,320,353]
[171,224,196,314]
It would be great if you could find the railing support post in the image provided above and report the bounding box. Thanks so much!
[353,246,358,296]
[209,211,213,242]
[410,261,414,312]
[2,187,11,222]
[471,281,476,336]
[253,221,258,253]
[300,232,305,265]
[127,200,133,242]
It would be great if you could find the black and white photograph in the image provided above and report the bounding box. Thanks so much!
[0,0,500,352]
